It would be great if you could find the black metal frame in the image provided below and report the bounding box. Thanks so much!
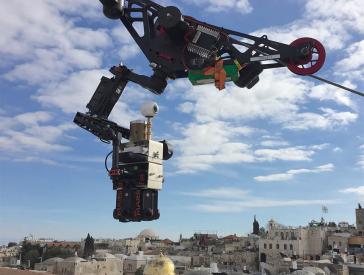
[114,0,308,73]
[72,0,322,223]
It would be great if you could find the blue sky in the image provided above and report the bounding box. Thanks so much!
[1,0,364,245]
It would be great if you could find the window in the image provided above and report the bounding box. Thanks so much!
[284,244,287,250]
[276,244,279,249]
[264,243,267,249]
[269,244,272,249]
[339,242,342,246]
[290,244,293,250]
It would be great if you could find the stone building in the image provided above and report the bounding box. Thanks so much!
[34,257,64,273]
[253,216,260,235]
[356,204,364,235]
[259,219,327,265]
[123,251,155,275]
[328,232,351,253]
[36,253,123,275]
[0,246,19,267]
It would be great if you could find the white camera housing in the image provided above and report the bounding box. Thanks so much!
[117,0,125,12]
[141,102,159,118]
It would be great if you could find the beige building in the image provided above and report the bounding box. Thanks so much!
[0,246,19,267]
[34,257,64,273]
[35,253,123,275]
[123,251,155,275]
[328,232,351,253]
[259,219,327,265]
[356,204,364,234]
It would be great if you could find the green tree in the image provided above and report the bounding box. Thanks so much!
[83,233,95,258]
[7,242,17,248]
[24,249,40,268]
[135,266,144,275]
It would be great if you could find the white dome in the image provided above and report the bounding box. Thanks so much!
[42,257,64,264]
[94,252,116,259]
[63,256,86,263]
[138,229,158,239]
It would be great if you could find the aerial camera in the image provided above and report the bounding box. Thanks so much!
[102,0,125,19]
[74,0,364,224]
[74,101,173,222]
[141,101,159,118]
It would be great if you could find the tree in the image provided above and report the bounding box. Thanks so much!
[135,266,144,275]
[83,233,95,258]
[20,240,43,268]
[7,242,17,248]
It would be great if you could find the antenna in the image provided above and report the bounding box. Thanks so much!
[322,205,328,214]
[321,205,328,223]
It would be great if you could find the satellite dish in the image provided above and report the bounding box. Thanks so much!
[291,270,315,275]
[303,266,326,274]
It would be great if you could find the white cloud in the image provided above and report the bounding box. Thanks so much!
[0,111,75,155]
[308,82,356,109]
[0,1,143,129]
[340,186,364,196]
[111,26,141,61]
[0,1,110,77]
[181,187,249,199]
[174,71,357,131]
[281,108,358,130]
[254,147,315,162]
[186,0,253,14]
[172,118,324,172]
[254,0,364,51]
[35,69,109,114]
[358,145,364,169]
[181,187,338,213]
[337,40,364,71]
[254,163,334,182]
[260,140,289,148]
[195,199,338,213]
[335,40,364,84]
[173,121,255,173]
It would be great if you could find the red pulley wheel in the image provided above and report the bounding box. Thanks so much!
[287,37,326,75]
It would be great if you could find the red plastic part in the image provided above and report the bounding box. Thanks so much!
[287,37,326,75]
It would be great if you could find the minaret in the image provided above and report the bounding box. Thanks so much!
[253,215,260,235]
[356,203,364,234]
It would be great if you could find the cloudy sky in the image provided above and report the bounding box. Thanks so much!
[1,0,364,244]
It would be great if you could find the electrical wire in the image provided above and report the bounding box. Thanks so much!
[238,40,364,98]
[308,75,364,97]
[104,150,113,173]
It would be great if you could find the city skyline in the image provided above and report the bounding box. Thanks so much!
[1,0,364,244]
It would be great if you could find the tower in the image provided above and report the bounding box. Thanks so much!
[356,203,364,233]
[253,215,260,235]
[83,233,95,258]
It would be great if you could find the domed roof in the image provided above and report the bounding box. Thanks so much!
[138,228,158,239]
[94,252,116,259]
[184,271,211,275]
[43,257,64,264]
[63,256,87,263]
[303,267,325,274]
[144,254,175,275]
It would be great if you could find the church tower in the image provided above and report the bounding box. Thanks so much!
[253,215,260,235]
